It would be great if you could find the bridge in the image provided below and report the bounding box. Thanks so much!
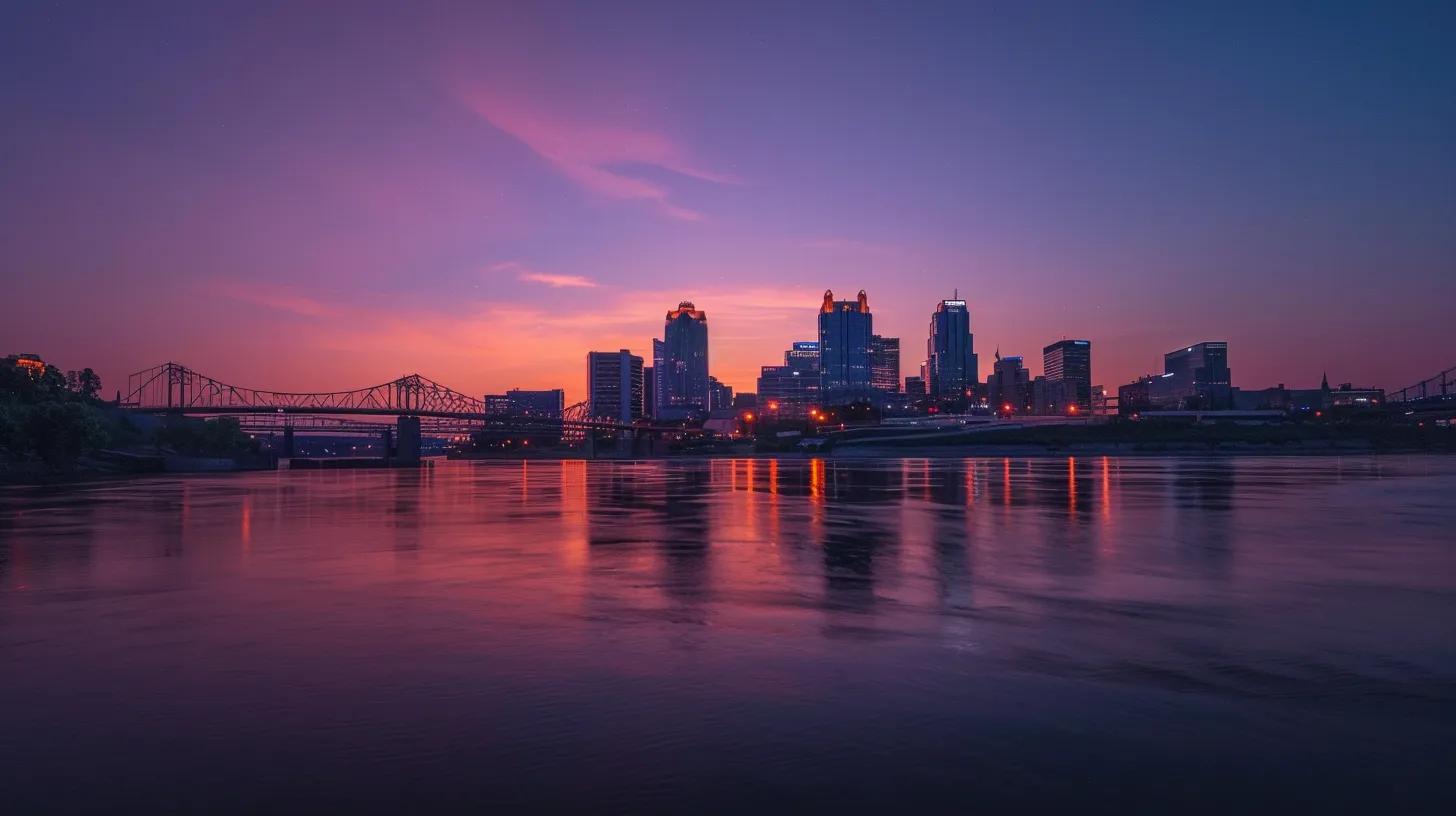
[121,362,688,460]
[1390,364,1455,417]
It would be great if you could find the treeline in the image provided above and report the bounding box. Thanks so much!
[1,361,259,474]
[0,362,110,467]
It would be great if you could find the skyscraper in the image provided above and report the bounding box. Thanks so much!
[656,301,710,419]
[818,289,873,402]
[869,335,900,393]
[1042,339,1092,411]
[587,349,644,424]
[926,296,977,401]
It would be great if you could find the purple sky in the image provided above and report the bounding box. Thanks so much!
[3,1,1453,402]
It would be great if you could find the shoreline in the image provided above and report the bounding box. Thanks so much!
[5,443,1451,485]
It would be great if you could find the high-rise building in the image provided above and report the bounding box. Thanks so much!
[926,297,977,400]
[818,290,873,402]
[757,341,821,418]
[707,376,734,412]
[904,375,926,397]
[985,353,1031,413]
[642,366,654,419]
[869,335,900,393]
[655,301,710,420]
[1042,339,1092,412]
[587,349,644,424]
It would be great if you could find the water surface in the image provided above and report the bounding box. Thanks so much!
[2,456,1453,812]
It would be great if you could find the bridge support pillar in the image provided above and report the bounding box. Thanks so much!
[381,427,393,460]
[282,427,295,458]
[396,416,421,465]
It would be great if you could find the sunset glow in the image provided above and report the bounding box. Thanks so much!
[2,3,1452,401]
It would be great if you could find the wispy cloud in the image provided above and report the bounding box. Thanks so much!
[455,85,737,221]
[206,281,338,318]
[490,260,599,288]
[520,272,598,288]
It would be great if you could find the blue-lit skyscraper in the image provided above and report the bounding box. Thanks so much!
[818,289,873,403]
[655,301,710,420]
[927,296,977,400]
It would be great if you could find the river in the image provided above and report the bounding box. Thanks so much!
[2,456,1452,812]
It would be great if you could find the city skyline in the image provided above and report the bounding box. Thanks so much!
[3,2,1453,402]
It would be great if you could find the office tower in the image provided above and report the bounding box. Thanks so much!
[904,375,926,397]
[655,301,710,420]
[642,366,654,419]
[480,388,567,445]
[483,389,564,418]
[818,290,873,401]
[587,349,644,424]
[506,388,564,418]
[869,335,900,392]
[985,353,1030,413]
[707,376,734,411]
[1043,339,1092,412]
[757,341,821,418]
[1155,341,1231,409]
[926,296,977,400]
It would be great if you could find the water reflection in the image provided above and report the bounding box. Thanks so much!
[0,456,1452,812]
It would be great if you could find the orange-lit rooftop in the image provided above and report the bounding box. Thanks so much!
[666,301,706,321]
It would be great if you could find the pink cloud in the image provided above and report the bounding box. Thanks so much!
[455,84,735,221]
[206,281,338,318]
[490,260,599,288]
[520,272,598,289]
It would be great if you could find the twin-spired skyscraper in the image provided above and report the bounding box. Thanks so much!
[818,290,875,402]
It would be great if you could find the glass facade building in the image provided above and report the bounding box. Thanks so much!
[927,298,977,400]
[655,302,710,420]
[818,290,873,402]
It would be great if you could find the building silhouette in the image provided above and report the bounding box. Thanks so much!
[1042,339,1092,412]
[655,301,710,420]
[926,296,977,401]
[869,335,900,393]
[707,376,734,411]
[587,349,644,423]
[986,352,1031,413]
[758,341,821,418]
[483,388,564,419]
[818,290,873,403]
[642,365,654,418]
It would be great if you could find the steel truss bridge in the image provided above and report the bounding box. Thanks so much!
[120,362,678,438]
[1390,364,1454,408]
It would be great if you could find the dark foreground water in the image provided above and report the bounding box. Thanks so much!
[1,456,1453,813]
